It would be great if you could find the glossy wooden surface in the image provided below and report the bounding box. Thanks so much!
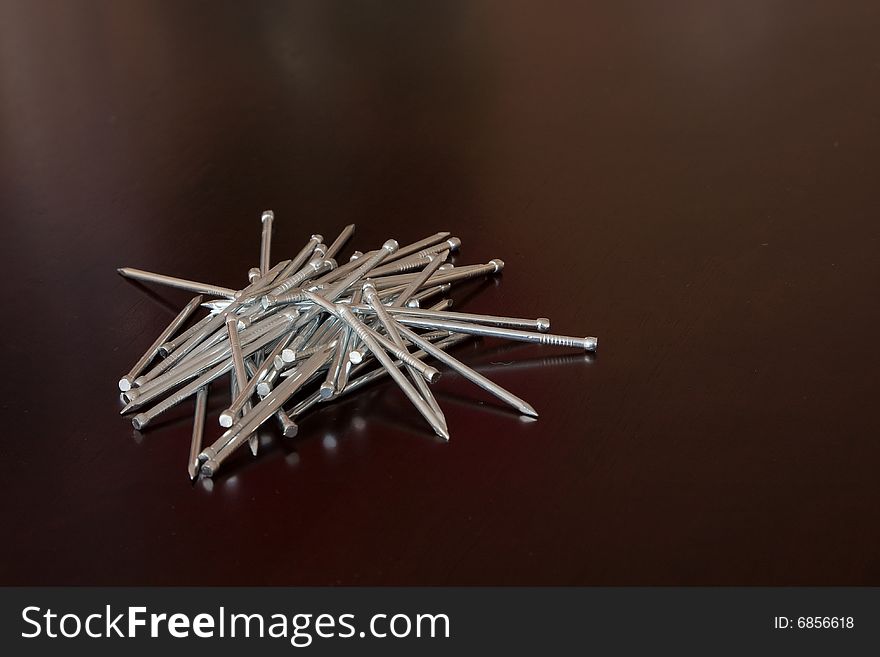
[1,0,878,585]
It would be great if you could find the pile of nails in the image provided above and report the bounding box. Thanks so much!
[117,211,598,479]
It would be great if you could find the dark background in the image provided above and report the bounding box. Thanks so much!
[0,0,878,585]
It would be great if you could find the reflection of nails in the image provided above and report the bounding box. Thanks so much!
[472,353,595,374]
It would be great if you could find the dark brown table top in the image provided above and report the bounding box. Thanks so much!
[1,1,878,586]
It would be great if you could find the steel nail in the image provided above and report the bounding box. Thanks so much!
[259,210,274,276]
[187,386,209,480]
[119,295,203,391]
[117,267,237,299]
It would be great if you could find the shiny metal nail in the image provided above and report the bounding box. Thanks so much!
[405,284,452,308]
[119,295,203,391]
[259,210,274,276]
[135,310,291,398]
[277,234,324,283]
[323,224,356,260]
[390,251,449,308]
[322,239,398,299]
[384,232,452,262]
[131,360,228,430]
[393,316,598,351]
[216,311,317,426]
[226,317,258,455]
[245,360,297,437]
[369,254,435,278]
[200,346,334,476]
[120,316,287,412]
[396,322,538,417]
[159,313,215,356]
[428,298,453,311]
[267,256,337,299]
[305,292,440,383]
[132,300,245,388]
[353,304,550,332]
[305,297,447,440]
[363,283,445,422]
[291,334,466,418]
[319,326,351,399]
[187,386,209,480]
[117,267,237,299]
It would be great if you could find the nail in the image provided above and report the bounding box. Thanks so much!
[119,295,203,391]
[384,232,453,262]
[363,283,445,422]
[134,310,291,399]
[368,254,435,278]
[226,317,258,455]
[291,334,467,419]
[352,304,550,332]
[127,316,294,412]
[392,316,598,351]
[267,256,337,300]
[419,259,503,288]
[219,335,291,427]
[428,298,453,311]
[233,259,293,301]
[260,210,274,276]
[277,234,324,284]
[158,313,215,356]
[326,301,447,440]
[244,360,297,437]
[304,291,440,383]
[117,267,236,299]
[132,303,241,388]
[322,239,398,300]
[131,360,229,430]
[323,224,356,260]
[188,386,208,479]
[406,284,452,307]
[320,327,351,399]
[389,251,449,308]
[395,322,538,417]
[200,346,334,476]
